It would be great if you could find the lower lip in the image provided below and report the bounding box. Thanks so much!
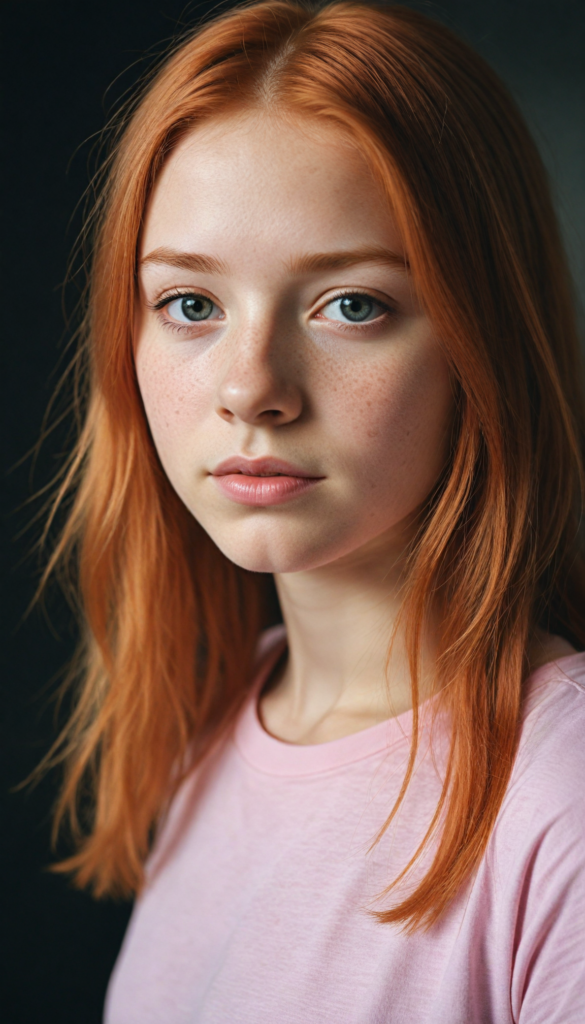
[213,474,322,506]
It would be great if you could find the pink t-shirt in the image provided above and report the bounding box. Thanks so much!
[105,626,585,1023]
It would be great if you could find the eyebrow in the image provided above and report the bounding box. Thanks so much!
[139,244,409,276]
[288,246,409,275]
[140,247,228,274]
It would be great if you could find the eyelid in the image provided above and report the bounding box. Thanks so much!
[311,288,395,320]
[149,287,222,312]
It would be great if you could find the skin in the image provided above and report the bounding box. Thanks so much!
[135,111,572,744]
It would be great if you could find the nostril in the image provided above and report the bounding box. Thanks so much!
[259,409,284,421]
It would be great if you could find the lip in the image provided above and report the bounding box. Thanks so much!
[213,456,319,478]
[211,456,324,507]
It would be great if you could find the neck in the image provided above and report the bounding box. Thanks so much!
[260,528,438,744]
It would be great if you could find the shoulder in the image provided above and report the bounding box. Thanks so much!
[500,651,585,835]
[494,654,585,1020]
[146,627,287,878]
[520,649,585,761]
[484,653,585,939]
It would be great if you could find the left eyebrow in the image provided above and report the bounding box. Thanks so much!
[288,246,410,275]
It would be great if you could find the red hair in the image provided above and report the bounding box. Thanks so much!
[43,0,585,930]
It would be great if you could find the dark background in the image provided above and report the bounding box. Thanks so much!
[1,1,584,1022]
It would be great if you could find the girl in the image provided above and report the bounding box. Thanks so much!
[45,1,585,1020]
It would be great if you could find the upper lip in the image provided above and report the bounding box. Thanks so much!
[212,456,323,478]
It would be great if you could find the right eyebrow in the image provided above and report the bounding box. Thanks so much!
[139,247,228,274]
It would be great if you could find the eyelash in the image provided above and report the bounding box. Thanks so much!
[149,288,397,333]
[317,289,397,331]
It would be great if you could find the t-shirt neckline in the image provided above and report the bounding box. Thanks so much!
[234,626,419,777]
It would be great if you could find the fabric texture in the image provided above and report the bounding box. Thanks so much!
[104,626,585,1023]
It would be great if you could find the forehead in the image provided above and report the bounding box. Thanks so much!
[140,111,404,262]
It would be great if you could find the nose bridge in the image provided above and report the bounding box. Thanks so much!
[216,311,301,426]
[227,317,274,383]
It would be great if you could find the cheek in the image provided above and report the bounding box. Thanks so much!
[322,343,453,498]
[135,339,211,466]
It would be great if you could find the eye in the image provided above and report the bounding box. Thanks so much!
[165,294,222,323]
[320,293,387,324]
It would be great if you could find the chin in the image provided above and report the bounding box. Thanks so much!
[211,534,322,575]
[197,515,350,575]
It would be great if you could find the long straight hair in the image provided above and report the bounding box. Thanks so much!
[43,0,585,930]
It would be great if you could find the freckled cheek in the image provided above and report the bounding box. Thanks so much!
[135,346,213,457]
[323,353,453,486]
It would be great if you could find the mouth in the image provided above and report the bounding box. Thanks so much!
[211,456,324,507]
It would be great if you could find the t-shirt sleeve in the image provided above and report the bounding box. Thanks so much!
[510,683,585,1022]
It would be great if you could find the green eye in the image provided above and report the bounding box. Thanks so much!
[166,294,220,322]
[322,294,385,323]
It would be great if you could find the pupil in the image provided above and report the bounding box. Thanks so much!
[340,295,373,322]
[181,296,212,321]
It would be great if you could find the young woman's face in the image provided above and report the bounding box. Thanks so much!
[136,112,454,573]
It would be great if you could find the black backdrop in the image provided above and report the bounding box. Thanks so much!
[1,2,583,1022]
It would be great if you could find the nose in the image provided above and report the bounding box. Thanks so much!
[215,322,303,427]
